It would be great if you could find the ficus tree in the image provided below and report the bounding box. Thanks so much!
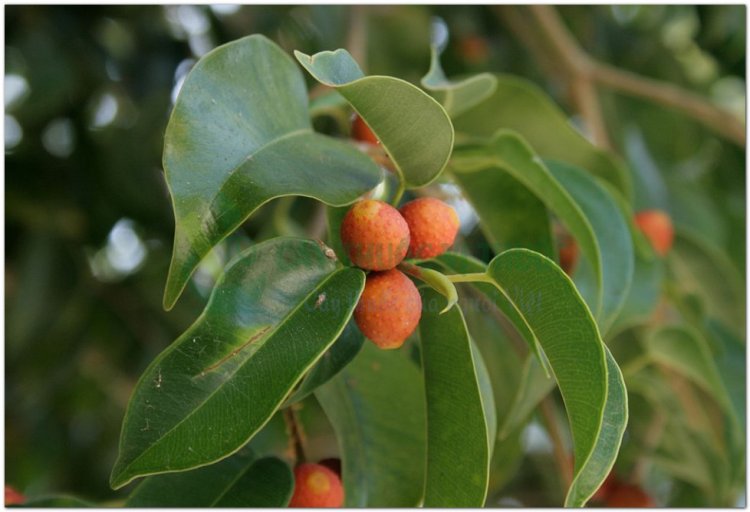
[6,5,744,509]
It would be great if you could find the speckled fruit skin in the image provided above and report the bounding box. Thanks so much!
[399,198,460,259]
[5,485,25,506]
[341,200,410,270]
[634,209,674,257]
[354,269,422,349]
[289,463,344,508]
[605,484,655,507]
[351,114,379,145]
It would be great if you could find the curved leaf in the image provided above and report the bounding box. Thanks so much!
[451,74,632,199]
[163,35,381,309]
[284,319,364,406]
[419,288,490,507]
[452,132,604,319]
[127,448,293,507]
[111,238,364,488]
[483,249,626,506]
[294,48,454,188]
[546,160,634,334]
[315,343,426,507]
[565,348,628,506]
[471,339,498,451]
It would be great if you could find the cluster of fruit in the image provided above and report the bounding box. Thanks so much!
[341,196,460,349]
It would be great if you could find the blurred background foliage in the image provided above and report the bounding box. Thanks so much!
[5,4,745,506]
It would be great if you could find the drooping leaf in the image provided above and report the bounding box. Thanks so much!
[127,447,293,507]
[608,248,664,336]
[111,238,364,489]
[471,339,498,453]
[315,343,426,507]
[162,35,381,309]
[451,74,632,199]
[480,248,626,506]
[452,132,605,320]
[546,160,634,334]
[294,48,454,188]
[418,288,490,507]
[284,319,364,406]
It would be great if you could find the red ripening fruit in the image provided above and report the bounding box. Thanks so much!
[399,198,460,259]
[341,200,410,270]
[351,114,379,145]
[605,483,656,507]
[459,35,490,64]
[5,485,25,506]
[289,463,344,508]
[591,471,617,502]
[354,269,422,349]
[634,209,674,257]
[558,237,579,276]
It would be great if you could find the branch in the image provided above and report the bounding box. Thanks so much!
[591,63,745,147]
[283,406,307,463]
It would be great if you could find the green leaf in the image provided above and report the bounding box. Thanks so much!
[284,319,364,406]
[609,249,664,336]
[400,261,458,313]
[482,249,626,506]
[498,356,555,440]
[451,74,632,199]
[546,160,634,334]
[127,448,293,507]
[162,35,381,309]
[20,496,94,507]
[471,339,498,452]
[432,252,547,374]
[315,343,426,507]
[326,205,351,265]
[452,132,604,320]
[565,348,628,507]
[669,232,745,337]
[418,288,490,507]
[451,165,555,257]
[294,48,454,188]
[111,238,364,489]
[645,326,734,416]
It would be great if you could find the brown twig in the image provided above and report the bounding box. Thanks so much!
[498,5,745,149]
[284,406,307,464]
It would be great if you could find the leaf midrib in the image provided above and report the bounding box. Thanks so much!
[119,268,346,479]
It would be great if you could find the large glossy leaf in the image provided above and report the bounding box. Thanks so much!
[419,288,490,506]
[162,35,381,309]
[111,238,365,488]
[451,74,632,199]
[452,132,604,319]
[546,160,634,334]
[284,319,364,406]
[294,48,454,188]
[127,447,293,507]
[481,248,626,506]
[451,166,555,257]
[315,343,426,507]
